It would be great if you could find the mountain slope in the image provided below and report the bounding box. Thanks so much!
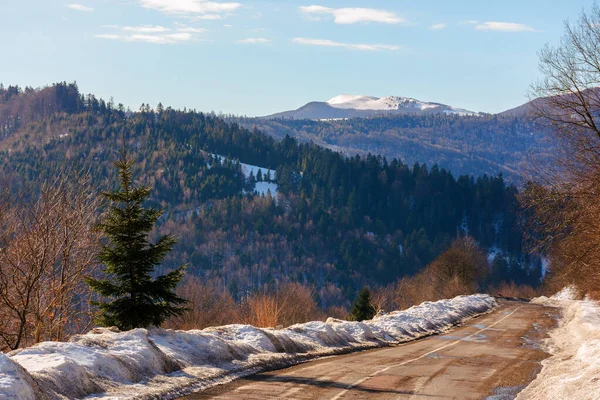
[263,95,480,120]
[237,112,553,182]
[0,83,538,306]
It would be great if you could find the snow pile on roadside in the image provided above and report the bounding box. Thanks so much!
[1,294,496,400]
[518,288,600,399]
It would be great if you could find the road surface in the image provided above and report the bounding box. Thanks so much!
[179,300,557,400]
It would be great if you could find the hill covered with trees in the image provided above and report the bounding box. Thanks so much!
[234,111,553,182]
[0,83,541,308]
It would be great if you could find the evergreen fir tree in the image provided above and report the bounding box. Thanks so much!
[348,287,376,321]
[86,150,187,330]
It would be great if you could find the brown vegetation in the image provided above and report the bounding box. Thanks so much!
[522,4,600,296]
[371,236,494,312]
[0,172,101,351]
[167,280,327,330]
[393,236,488,309]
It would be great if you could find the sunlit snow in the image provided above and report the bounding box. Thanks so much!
[520,288,600,399]
[1,294,496,400]
[326,94,478,115]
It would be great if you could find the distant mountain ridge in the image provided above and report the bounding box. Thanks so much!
[235,95,552,183]
[263,94,481,120]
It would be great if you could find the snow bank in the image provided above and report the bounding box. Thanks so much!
[1,294,496,400]
[518,288,600,399]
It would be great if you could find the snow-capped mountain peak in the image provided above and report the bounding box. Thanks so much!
[262,94,480,120]
[326,94,437,111]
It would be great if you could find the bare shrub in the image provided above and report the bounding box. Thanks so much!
[487,282,540,299]
[241,291,281,328]
[392,236,488,310]
[371,284,396,314]
[166,276,237,330]
[275,282,323,327]
[0,172,101,350]
[324,306,348,320]
[167,280,327,330]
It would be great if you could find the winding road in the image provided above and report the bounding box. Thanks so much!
[179,300,557,400]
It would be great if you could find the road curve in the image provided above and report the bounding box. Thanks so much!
[179,300,557,400]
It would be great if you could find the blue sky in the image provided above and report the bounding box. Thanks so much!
[0,0,595,116]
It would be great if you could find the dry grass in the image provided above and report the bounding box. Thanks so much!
[167,280,329,330]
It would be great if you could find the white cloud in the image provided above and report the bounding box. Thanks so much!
[94,32,195,44]
[292,37,399,51]
[475,21,540,32]
[177,27,207,33]
[224,24,233,28]
[192,14,223,20]
[122,25,170,33]
[138,0,241,15]
[236,37,270,44]
[299,5,404,24]
[94,25,206,44]
[130,32,194,43]
[459,20,479,25]
[67,4,94,12]
[429,23,447,30]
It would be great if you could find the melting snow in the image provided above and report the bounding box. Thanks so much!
[0,294,496,400]
[519,287,600,399]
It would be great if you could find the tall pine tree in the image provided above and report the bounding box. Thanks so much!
[87,150,187,330]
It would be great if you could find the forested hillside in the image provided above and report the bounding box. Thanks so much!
[0,83,541,306]
[235,112,553,181]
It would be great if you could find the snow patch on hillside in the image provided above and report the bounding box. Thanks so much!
[1,294,496,400]
[254,182,278,198]
[211,154,278,200]
[239,162,278,201]
[239,162,275,181]
[519,288,600,399]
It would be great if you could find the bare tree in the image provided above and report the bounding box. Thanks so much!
[0,172,101,350]
[523,4,600,296]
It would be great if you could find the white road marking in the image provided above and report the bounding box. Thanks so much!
[330,306,523,400]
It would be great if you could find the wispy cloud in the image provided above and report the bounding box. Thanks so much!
[138,0,241,15]
[292,38,399,51]
[122,25,170,33]
[177,27,207,33]
[475,21,540,32]
[429,23,447,30]
[95,25,206,44]
[299,5,404,24]
[95,32,195,44]
[192,14,223,20]
[236,38,270,44]
[67,4,94,12]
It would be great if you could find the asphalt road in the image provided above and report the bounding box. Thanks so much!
[179,300,557,400]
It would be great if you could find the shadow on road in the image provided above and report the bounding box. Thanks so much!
[244,374,437,397]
